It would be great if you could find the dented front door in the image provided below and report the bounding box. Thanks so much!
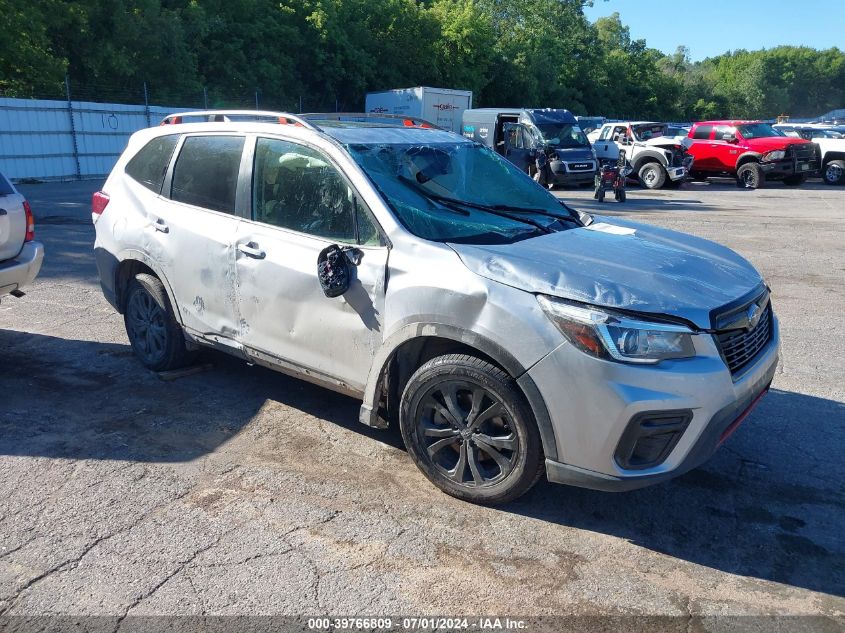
[233,223,387,392]
[233,136,388,392]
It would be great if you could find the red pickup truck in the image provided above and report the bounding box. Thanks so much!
[687,120,819,188]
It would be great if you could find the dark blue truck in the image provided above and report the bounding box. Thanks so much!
[461,108,596,187]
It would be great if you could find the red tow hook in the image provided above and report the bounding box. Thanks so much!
[719,387,770,445]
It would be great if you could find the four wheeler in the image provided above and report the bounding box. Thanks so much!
[593,150,630,202]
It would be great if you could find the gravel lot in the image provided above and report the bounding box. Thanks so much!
[1,178,843,626]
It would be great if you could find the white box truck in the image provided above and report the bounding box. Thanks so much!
[364,87,472,133]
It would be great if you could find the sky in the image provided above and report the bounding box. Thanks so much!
[583,0,845,61]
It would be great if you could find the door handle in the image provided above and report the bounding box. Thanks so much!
[153,218,169,233]
[238,242,266,259]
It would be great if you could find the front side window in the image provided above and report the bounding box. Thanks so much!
[125,134,179,193]
[713,125,737,141]
[253,138,379,244]
[347,141,578,244]
[171,136,245,214]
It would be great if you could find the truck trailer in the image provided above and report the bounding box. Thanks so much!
[364,87,472,134]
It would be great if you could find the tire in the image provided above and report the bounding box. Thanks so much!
[616,188,626,202]
[782,174,806,186]
[823,160,845,185]
[638,162,666,189]
[597,188,605,202]
[123,273,192,371]
[736,162,765,189]
[399,354,544,505]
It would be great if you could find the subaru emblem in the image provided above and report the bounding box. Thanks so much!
[746,303,761,329]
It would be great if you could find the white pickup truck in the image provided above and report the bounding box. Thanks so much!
[774,124,845,185]
[0,173,44,302]
[589,121,694,189]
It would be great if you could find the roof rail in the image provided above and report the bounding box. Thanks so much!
[159,110,320,130]
[302,112,441,130]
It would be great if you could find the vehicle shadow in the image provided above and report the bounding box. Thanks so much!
[508,388,845,599]
[1,328,841,598]
[0,329,403,467]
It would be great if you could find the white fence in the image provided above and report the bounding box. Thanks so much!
[0,97,190,181]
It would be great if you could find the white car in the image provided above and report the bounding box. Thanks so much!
[774,124,845,185]
[92,110,779,504]
[0,172,44,302]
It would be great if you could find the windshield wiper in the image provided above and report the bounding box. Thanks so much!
[397,175,553,233]
[395,175,469,216]
[482,202,582,225]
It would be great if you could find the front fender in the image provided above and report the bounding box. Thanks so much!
[631,149,669,171]
[358,322,559,462]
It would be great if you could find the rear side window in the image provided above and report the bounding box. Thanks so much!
[0,172,14,195]
[171,136,245,214]
[125,134,179,193]
[713,125,736,140]
[692,125,713,140]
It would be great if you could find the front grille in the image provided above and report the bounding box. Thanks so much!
[787,142,819,164]
[670,148,687,167]
[715,303,773,376]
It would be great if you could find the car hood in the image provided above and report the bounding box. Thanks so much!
[743,137,813,152]
[642,136,693,150]
[448,217,763,329]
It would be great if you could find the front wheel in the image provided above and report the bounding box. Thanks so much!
[736,162,765,189]
[823,160,845,185]
[638,162,666,189]
[399,354,544,505]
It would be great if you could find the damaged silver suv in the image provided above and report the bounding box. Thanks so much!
[94,111,779,504]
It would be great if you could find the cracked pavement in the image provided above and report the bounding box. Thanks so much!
[0,179,843,623]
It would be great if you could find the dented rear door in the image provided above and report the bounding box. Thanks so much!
[153,134,244,339]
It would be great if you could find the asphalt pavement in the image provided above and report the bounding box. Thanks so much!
[0,178,843,627]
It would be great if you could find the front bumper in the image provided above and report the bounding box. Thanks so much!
[530,314,780,491]
[761,157,819,179]
[0,241,44,297]
[550,160,597,185]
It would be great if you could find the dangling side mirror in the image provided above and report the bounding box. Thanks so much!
[317,244,362,298]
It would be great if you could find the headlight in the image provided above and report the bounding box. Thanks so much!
[763,149,786,161]
[537,295,696,364]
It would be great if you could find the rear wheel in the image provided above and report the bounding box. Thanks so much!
[823,160,845,185]
[597,188,605,202]
[615,188,626,202]
[638,162,666,189]
[782,174,806,186]
[736,162,765,189]
[399,354,544,505]
[124,273,192,371]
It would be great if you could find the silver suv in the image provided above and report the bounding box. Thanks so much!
[93,111,779,504]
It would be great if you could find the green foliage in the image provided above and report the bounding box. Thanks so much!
[1,0,842,121]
